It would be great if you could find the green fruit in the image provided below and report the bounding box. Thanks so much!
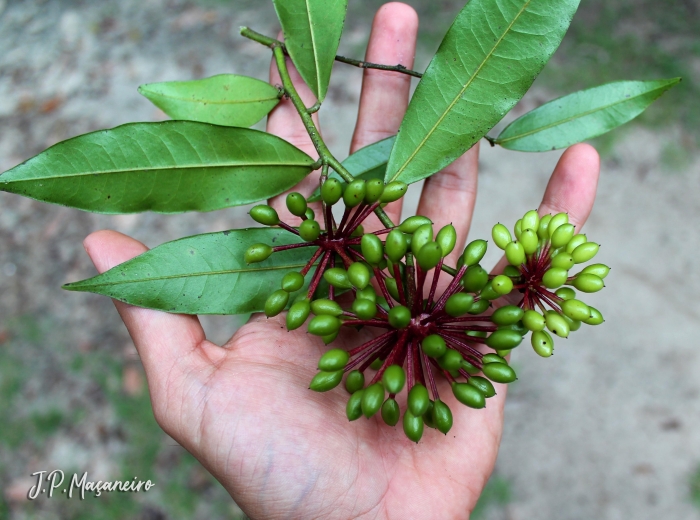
[381,398,400,426]
[323,267,352,289]
[408,384,430,416]
[531,330,554,357]
[245,243,273,263]
[537,214,552,239]
[452,383,486,408]
[482,353,507,364]
[380,181,408,203]
[318,348,349,371]
[522,209,540,232]
[482,362,517,383]
[365,179,385,204]
[572,242,600,263]
[563,314,581,332]
[581,263,611,279]
[545,311,570,338]
[438,349,463,371]
[505,241,526,266]
[305,207,315,220]
[286,300,311,330]
[468,376,496,398]
[500,321,527,336]
[299,219,321,241]
[343,179,367,208]
[461,360,480,375]
[417,241,443,270]
[555,287,576,300]
[422,334,447,358]
[584,306,604,325]
[356,286,377,302]
[370,357,383,370]
[520,228,539,255]
[566,233,587,254]
[361,234,384,265]
[385,278,401,301]
[561,299,591,322]
[348,262,371,289]
[445,293,475,317]
[308,315,342,336]
[403,409,424,442]
[281,272,305,292]
[250,205,279,226]
[345,370,365,393]
[321,178,343,205]
[264,289,289,317]
[542,267,569,289]
[311,298,343,317]
[462,264,489,292]
[468,298,490,315]
[376,297,390,313]
[492,223,512,250]
[463,239,488,266]
[423,400,436,429]
[436,224,457,257]
[385,229,408,262]
[485,329,523,350]
[351,225,364,237]
[388,305,411,329]
[491,275,514,295]
[286,192,307,217]
[411,223,434,255]
[522,309,545,331]
[346,390,364,421]
[479,282,500,301]
[503,265,521,279]
[491,305,524,326]
[551,252,575,270]
[571,273,604,293]
[467,329,486,337]
[432,399,453,434]
[361,383,385,418]
[310,370,344,392]
[382,365,406,394]
[399,216,432,233]
[547,212,569,238]
[551,223,576,248]
[322,331,339,345]
[352,298,377,320]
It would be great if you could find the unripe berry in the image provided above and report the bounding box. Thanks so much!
[551,252,575,270]
[468,376,496,398]
[555,287,576,300]
[436,224,457,257]
[352,298,377,320]
[345,370,365,393]
[308,315,341,336]
[250,205,279,225]
[542,267,569,289]
[361,234,384,265]
[403,409,424,442]
[411,223,433,255]
[571,273,604,293]
[311,298,343,317]
[382,365,406,394]
[537,214,552,239]
[561,299,591,322]
[461,360,480,375]
[245,243,273,263]
[318,349,349,371]
[432,399,453,434]
[310,370,344,392]
[581,263,610,279]
[286,300,311,330]
[438,349,463,371]
[462,239,488,266]
[305,207,315,220]
[388,305,411,329]
[491,305,524,326]
[385,229,408,262]
[380,181,407,203]
[381,398,400,426]
[361,383,385,418]
[548,212,569,238]
[422,334,447,358]
[417,241,443,270]
[514,219,523,240]
[348,262,371,289]
[485,329,523,350]
[452,383,486,408]
[286,192,307,217]
[364,179,385,203]
[346,390,364,421]
[343,179,366,208]
[505,241,526,266]
[481,362,517,383]
[299,219,321,241]
[323,267,352,289]
[408,383,430,416]
[519,228,539,255]
[356,286,377,302]
[522,210,540,232]
[445,293,475,317]
[399,215,432,233]
[264,289,289,317]
[522,309,546,331]
[462,264,489,292]
[385,278,401,301]
[572,242,600,263]
[566,233,587,254]
[584,306,604,325]
[491,275,514,295]
[322,331,339,345]
[479,282,500,301]
[281,271,305,292]
[551,223,576,248]
[482,353,507,364]
[545,311,570,338]
[321,178,343,205]
[531,330,554,357]
[492,223,512,250]
[468,298,490,315]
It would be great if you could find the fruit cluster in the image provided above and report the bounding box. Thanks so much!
[245,181,608,442]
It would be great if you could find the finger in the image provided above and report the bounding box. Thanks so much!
[350,2,419,228]
[491,143,601,277]
[415,143,480,263]
[83,230,224,393]
[267,33,322,218]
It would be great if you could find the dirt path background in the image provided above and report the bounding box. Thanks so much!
[1,1,699,519]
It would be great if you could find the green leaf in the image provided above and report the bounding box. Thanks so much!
[138,74,282,128]
[1,121,315,214]
[273,0,348,102]
[385,0,580,185]
[308,136,396,202]
[63,228,317,315]
[494,78,681,151]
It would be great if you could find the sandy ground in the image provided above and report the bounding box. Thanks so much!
[1,0,699,519]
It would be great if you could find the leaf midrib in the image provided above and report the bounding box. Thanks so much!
[496,85,670,144]
[2,161,312,183]
[388,0,533,182]
[143,90,279,106]
[305,0,322,96]
[65,261,314,289]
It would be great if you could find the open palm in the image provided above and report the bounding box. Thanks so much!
[82,3,600,518]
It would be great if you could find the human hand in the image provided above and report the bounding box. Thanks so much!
[82,3,600,518]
